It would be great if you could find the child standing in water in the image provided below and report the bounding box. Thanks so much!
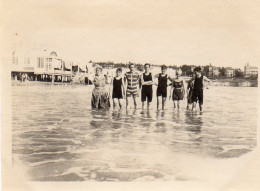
[154,65,172,110]
[170,69,185,109]
[189,67,211,112]
[140,63,153,110]
[111,68,125,109]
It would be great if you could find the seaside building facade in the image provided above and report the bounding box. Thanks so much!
[11,50,88,83]
[244,63,258,77]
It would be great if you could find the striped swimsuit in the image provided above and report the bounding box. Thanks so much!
[125,72,139,97]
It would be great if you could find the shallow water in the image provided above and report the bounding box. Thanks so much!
[12,85,257,182]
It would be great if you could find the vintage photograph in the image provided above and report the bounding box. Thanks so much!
[1,0,260,191]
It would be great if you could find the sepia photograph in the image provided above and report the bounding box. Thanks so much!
[1,0,260,191]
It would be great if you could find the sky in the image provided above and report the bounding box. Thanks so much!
[1,0,260,69]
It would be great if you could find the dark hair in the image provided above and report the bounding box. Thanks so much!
[193,67,201,72]
[129,63,135,68]
[116,68,122,72]
[161,65,167,70]
[144,63,150,68]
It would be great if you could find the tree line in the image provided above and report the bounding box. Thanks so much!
[88,61,246,78]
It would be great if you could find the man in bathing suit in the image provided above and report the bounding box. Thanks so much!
[189,67,211,112]
[140,63,154,110]
[124,63,140,109]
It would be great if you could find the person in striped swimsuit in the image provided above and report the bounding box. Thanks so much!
[124,63,140,109]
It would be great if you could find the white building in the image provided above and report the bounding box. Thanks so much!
[244,63,258,77]
[208,64,220,77]
[212,68,220,77]
[11,50,86,82]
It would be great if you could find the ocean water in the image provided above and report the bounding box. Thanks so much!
[12,85,257,183]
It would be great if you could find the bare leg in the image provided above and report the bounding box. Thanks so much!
[162,97,166,110]
[199,104,203,112]
[147,102,150,110]
[173,101,176,109]
[126,96,129,109]
[113,98,117,109]
[177,100,180,109]
[192,102,196,111]
[157,97,160,109]
[133,97,137,109]
[118,99,123,109]
[142,101,145,110]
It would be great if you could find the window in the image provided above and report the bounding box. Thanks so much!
[45,58,52,62]
[24,57,30,65]
[45,58,53,70]
[12,57,18,65]
[37,58,40,68]
[37,57,44,68]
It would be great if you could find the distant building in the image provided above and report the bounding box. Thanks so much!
[225,67,235,77]
[234,68,244,77]
[11,50,86,82]
[244,63,258,77]
[212,68,220,77]
[207,64,219,77]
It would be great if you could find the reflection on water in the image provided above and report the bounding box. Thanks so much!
[185,111,202,134]
[12,85,257,181]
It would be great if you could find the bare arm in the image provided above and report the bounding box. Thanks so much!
[137,74,141,96]
[124,74,128,96]
[138,74,142,89]
[124,74,127,84]
[104,75,109,84]
[110,77,113,95]
[203,76,212,83]
[153,74,159,86]
[154,74,159,78]
[188,76,195,83]
[151,73,154,85]
[140,73,144,85]
[121,78,126,98]
[141,73,154,85]
[169,80,174,100]
[182,79,186,97]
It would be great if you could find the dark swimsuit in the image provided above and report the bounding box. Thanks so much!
[157,74,168,97]
[192,76,203,104]
[112,77,123,99]
[141,73,153,102]
[187,81,194,104]
[172,80,184,100]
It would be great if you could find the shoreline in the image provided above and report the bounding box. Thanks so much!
[11,77,258,87]
[210,77,258,87]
